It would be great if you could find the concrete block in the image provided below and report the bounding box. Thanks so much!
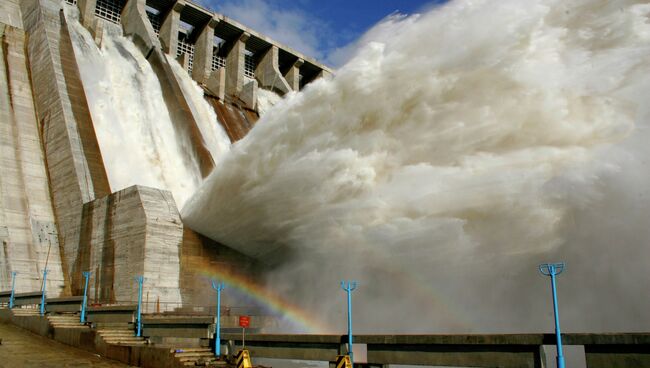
[284,58,304,91]
[77,186,182,309]
[121,0,161,56]
[225,31,250,97]
[192,16,219,84]
[255,45,291,94]
[240,79,257,110]
[205,67,226,100]
[176,51,190,71]
[76,0,97,30]
[158,0,184,55]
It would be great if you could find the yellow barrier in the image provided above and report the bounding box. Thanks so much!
[236,349,253,368]
[335,355,352,368]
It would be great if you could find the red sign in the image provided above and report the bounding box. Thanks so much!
[239,315,250,328]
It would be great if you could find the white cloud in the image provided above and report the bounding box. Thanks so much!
[203,0,328,62]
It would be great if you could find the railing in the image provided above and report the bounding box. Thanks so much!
[145,8,162,35]
[177,33,195,73]
[94,0,125,24]
[244,50,255,80]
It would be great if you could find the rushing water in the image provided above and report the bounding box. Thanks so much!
[65,8,230,207]
[184,0,650,333]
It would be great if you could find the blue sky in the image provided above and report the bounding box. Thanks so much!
[197,0,445,67]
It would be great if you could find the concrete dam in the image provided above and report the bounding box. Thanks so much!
[0,0,330,313]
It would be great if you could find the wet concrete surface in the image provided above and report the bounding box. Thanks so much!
[0,322,134,367]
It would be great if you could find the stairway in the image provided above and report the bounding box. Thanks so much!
[47,313,88,329]
[172,348,228,367]
[10,308,40,317]
[96,327,148,346]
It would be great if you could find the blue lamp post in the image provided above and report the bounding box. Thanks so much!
[40,268,48,316]
[341,280,358,368]
[9,271,16,309]
[135,275,144,337]
[80,271,91,323]
[539,262,566,368]
[211,280,226,357]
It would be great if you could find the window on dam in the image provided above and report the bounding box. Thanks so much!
[95,0,125,24]
[145,7,161,35]
[212,36,226,71]
[177,33,195,73]
[244,49,255,80]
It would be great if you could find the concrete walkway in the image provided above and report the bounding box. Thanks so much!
[0,322,134,367]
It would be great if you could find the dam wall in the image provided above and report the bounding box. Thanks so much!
[0,0,328,307]
[0,24,65,293]
[18,0,111,294]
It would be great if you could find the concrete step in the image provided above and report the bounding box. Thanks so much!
[102,337,146,342]
[181,359,228,367]
[103,338,146,343]
[93,323,133,330]
[176,352,215,359]
[47,315,79,320]
[97,331,136,337]
[172,348,212,353]
[48,318,80,323]
[97,329,135,333]
[50,322,84,326]
[102,337,144,342]
[52,325,90,329]
[104,340,148,346]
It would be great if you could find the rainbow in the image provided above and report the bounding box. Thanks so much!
[193,257,330,333]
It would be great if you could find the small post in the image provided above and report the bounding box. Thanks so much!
[40,268,48,316]
[80,271,91,323]
[539,262,566,368]
[211,280,226,357]
[341,280,358,368]
[9,271,17,309]
[135,275,144,337]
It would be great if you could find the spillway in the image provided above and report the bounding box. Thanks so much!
[183,0,650,333]
[65,7,230,207]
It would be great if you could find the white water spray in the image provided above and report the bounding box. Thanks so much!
[256,88,284,116]
[185,0,650,334]
[66,8,229,207]
[167,56,232,165]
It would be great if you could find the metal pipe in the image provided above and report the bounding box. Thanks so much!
[539,262,565,368]
[135,275,144,337]
[80,271,91,323]
[212,280,225,356]
[9,271,16,309]
[341,280,357,368]
[40,269,48,316]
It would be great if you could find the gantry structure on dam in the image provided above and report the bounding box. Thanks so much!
[72,0,331,108]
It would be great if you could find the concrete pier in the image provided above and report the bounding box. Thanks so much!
[18,0,112,295]
[76,186,182,307]
[0,23,65,293]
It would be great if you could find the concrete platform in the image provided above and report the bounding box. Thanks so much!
[0,322,134,367]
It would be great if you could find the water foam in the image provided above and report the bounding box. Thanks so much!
[66,8,229,207]
[166,56,232,166]
[186,0,650,333]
